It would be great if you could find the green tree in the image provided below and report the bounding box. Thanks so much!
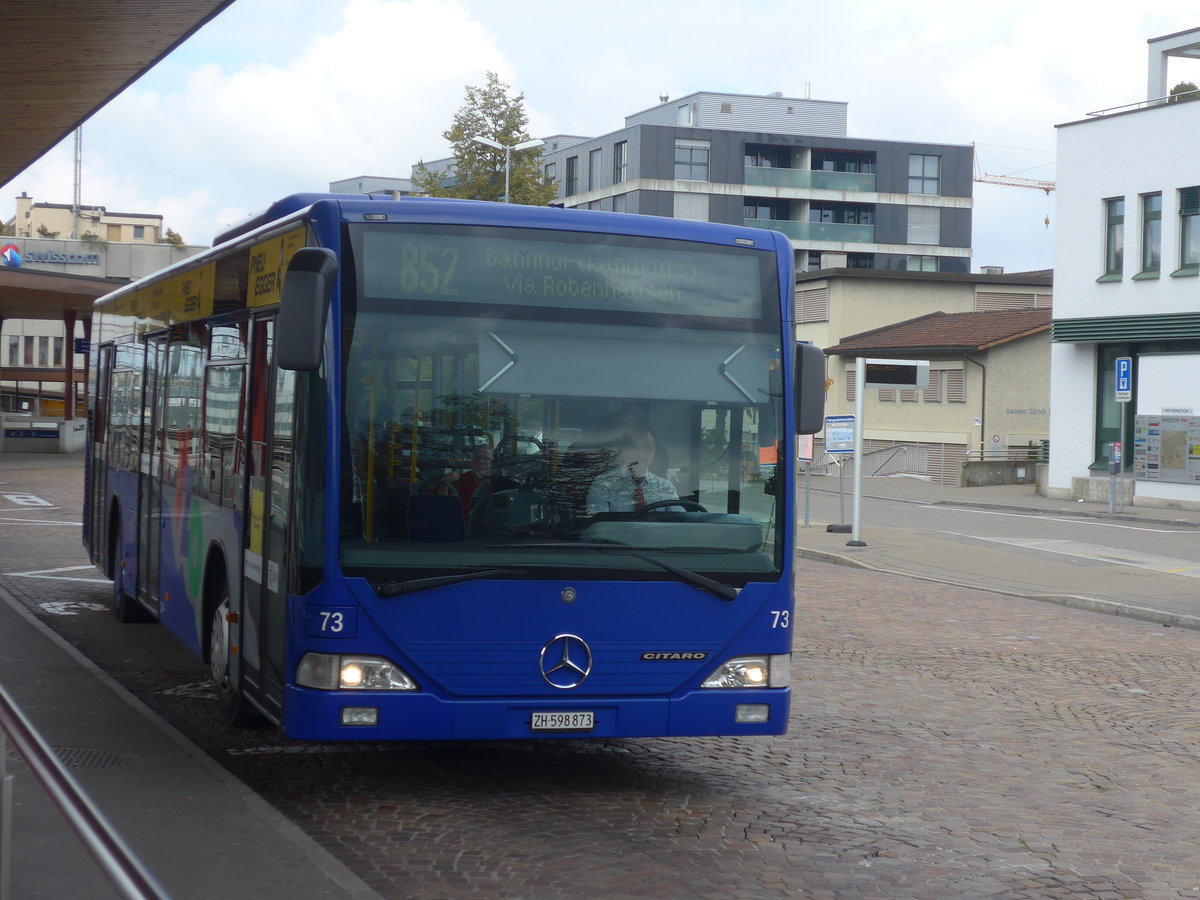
[413,72,556,206]
[164,228,185,248]
[1168,81,1199,103]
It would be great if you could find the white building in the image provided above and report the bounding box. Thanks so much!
[1048,28,1200,510]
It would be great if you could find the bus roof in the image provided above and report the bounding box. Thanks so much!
[212,193,787,253]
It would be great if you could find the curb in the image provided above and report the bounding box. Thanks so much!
[796,546,1200,633]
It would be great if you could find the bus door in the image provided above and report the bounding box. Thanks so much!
[137,334,168,611]
[86,344,112,566]
[240,316,291,715]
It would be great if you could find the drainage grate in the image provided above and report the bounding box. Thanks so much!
[6,747,138,769]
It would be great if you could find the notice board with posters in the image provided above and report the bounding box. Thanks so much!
[1132,415,1200,484]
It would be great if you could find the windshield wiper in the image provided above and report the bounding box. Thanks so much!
[494,543,739,601]
[373,568,518,598]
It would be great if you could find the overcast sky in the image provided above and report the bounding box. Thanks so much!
[4,0,1198,272]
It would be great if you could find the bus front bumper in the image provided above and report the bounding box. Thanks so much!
[281,687,791,741]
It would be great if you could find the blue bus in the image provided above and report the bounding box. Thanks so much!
[83,194,825,740]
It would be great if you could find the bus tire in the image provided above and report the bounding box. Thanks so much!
[109,510,150,623]
[208,578,268,728]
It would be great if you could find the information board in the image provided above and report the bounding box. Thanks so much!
[1132,414,1200,484]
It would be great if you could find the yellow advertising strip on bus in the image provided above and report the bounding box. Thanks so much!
[170,261,216,323]
[247,226,307,308]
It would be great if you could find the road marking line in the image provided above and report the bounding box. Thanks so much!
[0,517,78,525]
[0,493,53,507]
[5,565,107,584]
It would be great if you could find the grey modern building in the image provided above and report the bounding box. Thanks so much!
[539,90,974,274]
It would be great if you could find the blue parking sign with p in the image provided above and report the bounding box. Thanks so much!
[1115,356,1132,402]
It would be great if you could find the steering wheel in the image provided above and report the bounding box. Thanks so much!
[634,499,707,515]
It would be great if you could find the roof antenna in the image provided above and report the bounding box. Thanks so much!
[659,92,669,104]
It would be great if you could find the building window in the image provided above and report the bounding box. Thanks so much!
[673,193,709,221]
[1178,186,1199,275]
[809,202,873,225]
[544,162,556,182]
[906,255,938,272]
[53,337,63,368]
[133,225,145,240]
[676,104,695,126]
[23,336,33,366]
[923,370,943,402]
[6,335,17,366]
[745,199,788,220]
[37,336,48,367]
[719,102,733,114]
[945,368,966,402]
[907,207,940,245]
[795,288,829,324]
[812,150,876,174]
[845,367,856,402]
[565,157,578,196]
[1138,193,1161,277]
[1102,197,1124,279]
[908,154,940,194]
[674,139,709,181]
[613,141,627,183]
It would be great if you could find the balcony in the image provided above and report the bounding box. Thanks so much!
[744,166,875,193]
[742,219,875,244]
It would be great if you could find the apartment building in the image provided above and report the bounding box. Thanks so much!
[9,192,163,243]
[539,91,975,273]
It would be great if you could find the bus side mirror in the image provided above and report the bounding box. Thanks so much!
[794,342,826,435]
[278,247,338,371]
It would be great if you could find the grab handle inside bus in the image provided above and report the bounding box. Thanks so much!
[278,247,338,371]
[794,341,826,435]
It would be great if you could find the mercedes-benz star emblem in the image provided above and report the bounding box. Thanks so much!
[539,634,593,689]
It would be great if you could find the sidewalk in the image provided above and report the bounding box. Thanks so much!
[0,459,381,900]
[794,474,1200,629]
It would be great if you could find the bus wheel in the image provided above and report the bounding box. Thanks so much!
[110,515,150,623]
[208,585,267,728]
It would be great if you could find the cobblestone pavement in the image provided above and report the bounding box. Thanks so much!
[5,458,1200,897]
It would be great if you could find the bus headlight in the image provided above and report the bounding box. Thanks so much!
[296,653,418,691]
[701,654,790,689]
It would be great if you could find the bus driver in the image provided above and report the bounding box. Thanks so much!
[585,429,680,514]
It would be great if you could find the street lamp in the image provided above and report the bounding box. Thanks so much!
[472,136,544,203]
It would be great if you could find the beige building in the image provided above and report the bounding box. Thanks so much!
[9,192,164,243]
[796,268,1053,483]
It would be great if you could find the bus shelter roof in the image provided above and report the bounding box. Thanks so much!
[1,1,234,189]
[0,267,124,322]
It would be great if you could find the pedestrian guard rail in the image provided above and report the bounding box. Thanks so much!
[0,682,170,900]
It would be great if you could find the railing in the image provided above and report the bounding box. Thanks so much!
[744,166,876,193]
[804,444,915,477]
[0,683,170,900]
[741,218,875,244]
[964,444,1049,463]
[1087,89,1200,117]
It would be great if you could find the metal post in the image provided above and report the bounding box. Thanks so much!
[803,463,811,528]
[2,731,10,900]
[1119,412,1127,513]
[849,362,866,546]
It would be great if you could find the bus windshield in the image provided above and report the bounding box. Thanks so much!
[339,223,785,586]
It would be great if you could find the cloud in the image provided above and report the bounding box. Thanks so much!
[4,0,513,246]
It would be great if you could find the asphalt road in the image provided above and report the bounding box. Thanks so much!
[6,454,1200,897]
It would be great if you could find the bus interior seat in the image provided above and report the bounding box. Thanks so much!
[408,493,467,542]
[376,484,411,541]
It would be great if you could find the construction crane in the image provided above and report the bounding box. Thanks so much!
[972,142,1055,227]
[972,143,1055,193]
